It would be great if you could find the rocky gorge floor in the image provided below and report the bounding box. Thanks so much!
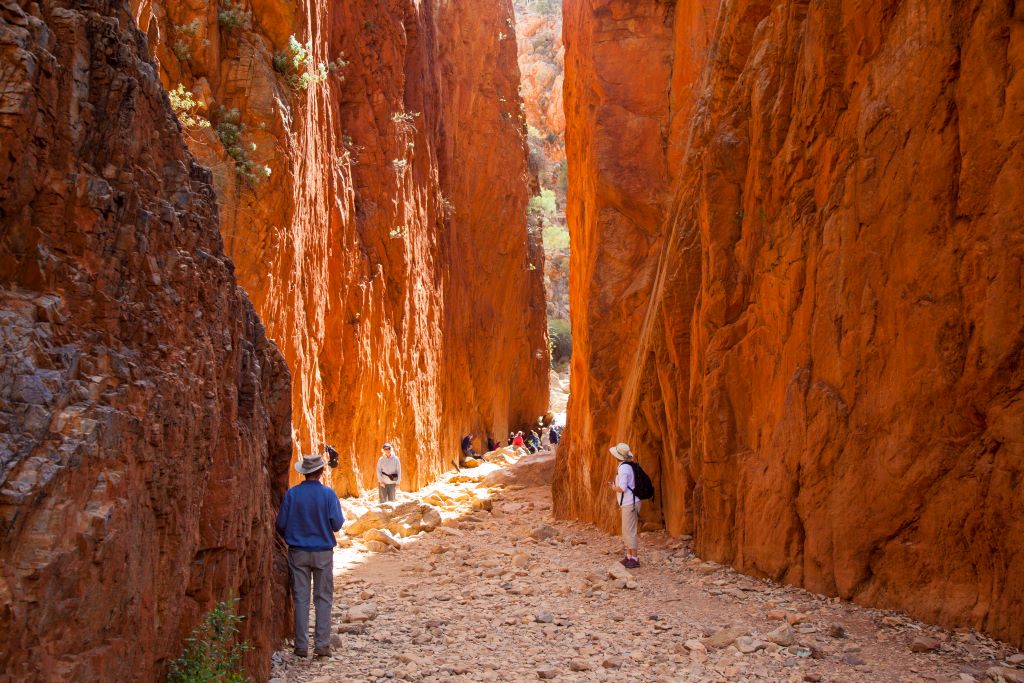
[270,449,1023,683]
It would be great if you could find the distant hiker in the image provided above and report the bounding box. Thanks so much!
[512,431,525,448]
[377,442,401,504]
[608,442,643,568]
[324,443,340,469]
[460,433,477,467]
[487,435,498,452]
[548,426,560,445]
[529,430,541,452]
[276,454,344,658]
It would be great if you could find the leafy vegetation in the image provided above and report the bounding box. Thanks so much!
[167,599,252,683]
[168,85,210,129]
[214,107,271,185]
[529,188,557,215]
[542,223,569,251]
[171,40,192,61]
[176,19,201,36]
[548,317,571,365]
[273,35,347,91]
[217,1,251,31]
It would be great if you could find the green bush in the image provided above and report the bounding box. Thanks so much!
[548,317,571,365]
[167,599,252,683]
[529,188,557,216]
[542,223,569,251]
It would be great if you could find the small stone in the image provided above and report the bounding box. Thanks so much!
[536,665,558,679]
[828,623,847,638]
[512,552,530,568]
[843,654,867,666]
[684,639,707,654]
[625,580,639,590]
[535,610,554,623]
[569,659,593,672]
[786,612,808,625]
[607,562,632,581]
[602,656,622,669]
[911,635,941,653]
[803,675,823,682]
[1007,654,1024,665]
[530,525,559,541]
[767,624,797,647]
[736,636,766,654]
[345,602,379,623]
[767,610,787,621]
[702,626,749,649]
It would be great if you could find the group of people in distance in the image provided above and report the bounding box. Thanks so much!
[275,432,648,659]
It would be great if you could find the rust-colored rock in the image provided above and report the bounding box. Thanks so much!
[132,0,549,493]
[0,1,292,679]
[558,0,1024,647]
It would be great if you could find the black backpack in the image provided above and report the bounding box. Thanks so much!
[621,461,655,502]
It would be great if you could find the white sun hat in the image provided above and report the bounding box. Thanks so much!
[609,443,633,461]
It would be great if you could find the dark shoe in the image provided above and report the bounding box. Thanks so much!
[626,558,641,568]
[314,646,331,657]
[619,557,631,567]
[293,647,307,657]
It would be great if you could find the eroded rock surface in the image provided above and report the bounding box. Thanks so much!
[0,1,292,679]
[131,0,549,493]
[558,0,1024,647]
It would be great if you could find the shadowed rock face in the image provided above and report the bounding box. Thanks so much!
[0,1,292,679]
[131,0,549,493]
[558,0,1024,647]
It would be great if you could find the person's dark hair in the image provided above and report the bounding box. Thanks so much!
[304,467,324,481]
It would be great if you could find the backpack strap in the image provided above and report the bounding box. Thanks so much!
[618,461,633,506]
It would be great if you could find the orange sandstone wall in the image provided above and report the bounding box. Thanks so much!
[0,1,292,679]
[132,0,548,493]
[558,0,1024,647]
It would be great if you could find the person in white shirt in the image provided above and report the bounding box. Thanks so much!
[607,442,640,568]
[376,442,401,504]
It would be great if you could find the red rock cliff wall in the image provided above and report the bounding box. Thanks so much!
[0,1,292,679]
[558,0,1024,646]
[133,0,548,492]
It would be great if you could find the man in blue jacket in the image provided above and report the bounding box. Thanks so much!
[275,453,344,657]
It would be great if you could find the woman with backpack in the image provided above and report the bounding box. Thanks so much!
[608,442,650,568]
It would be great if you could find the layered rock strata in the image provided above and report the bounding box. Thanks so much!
[0,0,292,679]
[132,0,549,493]
[557,0,1024,647]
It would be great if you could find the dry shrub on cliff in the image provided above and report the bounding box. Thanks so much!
[217,1,251,31]
[213,107,271,185]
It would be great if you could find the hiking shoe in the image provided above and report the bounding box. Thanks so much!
[293,647,307,657]
[619,557,631,567]
[625,558,641,569]
[314,646,331,657]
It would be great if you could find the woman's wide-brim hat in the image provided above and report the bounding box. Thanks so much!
[609,442,633,461]
[295,453,326,474]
